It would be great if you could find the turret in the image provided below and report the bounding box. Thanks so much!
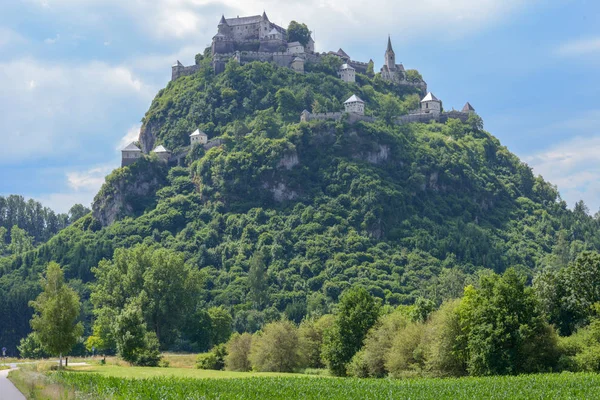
[152,145,171,163]
[171,60,184,81]
[344,94,365,115]
[261,11,269,21]
[190,129,208,146]
[462,102,476,114]
[421,92,442,115]
[121,142,142,167]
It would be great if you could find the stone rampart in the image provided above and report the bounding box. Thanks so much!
[172,65,201,81]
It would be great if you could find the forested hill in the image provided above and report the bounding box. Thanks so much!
[2,57,600,353]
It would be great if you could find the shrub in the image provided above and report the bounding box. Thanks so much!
[424,299,466,376]
[250,320,300,372]
[385,322,427,377]
[225,333,253,372]
[196,344,227,370]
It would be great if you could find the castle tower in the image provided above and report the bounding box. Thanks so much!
[462,102,476,114]
[152,145,171,162]
[385,36,396,70]
[344,94,365,115]
[121,142,142,167]
[171,60,184,81]
[421,92,442,115]
[190,129,208,146]
[339,63,356,83]
[259,11,271,39]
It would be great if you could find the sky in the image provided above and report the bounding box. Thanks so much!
[0,0,599,213]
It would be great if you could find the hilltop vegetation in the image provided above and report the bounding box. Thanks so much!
[2,59,600,359]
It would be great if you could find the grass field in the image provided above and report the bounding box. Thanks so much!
[69,364,312,379]
[50,369,600,400]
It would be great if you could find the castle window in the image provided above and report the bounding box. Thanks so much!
[426,103,429,109]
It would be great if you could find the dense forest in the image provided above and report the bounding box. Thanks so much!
[2,56,600,364]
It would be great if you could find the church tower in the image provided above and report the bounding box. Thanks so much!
[385,36,396,70]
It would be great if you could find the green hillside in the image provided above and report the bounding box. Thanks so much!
[1,58,599,353]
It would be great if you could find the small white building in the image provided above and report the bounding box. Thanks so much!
[344,94,365,115]
[421,92,442,115]
[121,142,142,167]
[291,57,305,74]
[152,145,171,162]
[287,41,305,55]
[190,129,208,146]
[339,64,356,83]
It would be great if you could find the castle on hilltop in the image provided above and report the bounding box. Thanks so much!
[171,12,426,91]
[124,12,478,169]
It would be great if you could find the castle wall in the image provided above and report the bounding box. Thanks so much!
[172,65,201,81]
[348,60,368,74]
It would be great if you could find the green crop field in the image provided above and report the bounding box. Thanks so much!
[52,371,600,400]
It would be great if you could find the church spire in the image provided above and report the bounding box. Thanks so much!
[262,10,269,21]
[219,14,227,25]
[387,35,394,53]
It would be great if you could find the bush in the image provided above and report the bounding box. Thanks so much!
[424,299,466,376]
[386,322,427,377]
[225,333,253,372]
[196,344,227,370]
[249,320,300,372]
[197,353,219,370]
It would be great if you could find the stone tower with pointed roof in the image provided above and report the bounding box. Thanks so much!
[421,92,442,115]
[385,36,396,71]
[380,36,406,83]
[121,142,142,167]
[344,94,365,115]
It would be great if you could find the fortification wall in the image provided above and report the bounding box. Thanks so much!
[172,65,201,81]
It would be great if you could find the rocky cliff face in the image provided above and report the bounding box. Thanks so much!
[92,158,168,226]
[139,118,161,154]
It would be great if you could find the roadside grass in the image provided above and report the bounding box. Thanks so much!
[8,364,77,400]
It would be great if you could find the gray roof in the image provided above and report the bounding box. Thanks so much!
[268,28,280,35]
[172,60,184,68]
[219,15,227,25]
[344,94,364,104]
[152,145,170,153]
[190,129,208,138]
[225,15,262,26]
[421,92,440,102]
[340,63,355,70]
[122,142,141,152]
[288,41,303,47]
[462,102,475,112]
[293,56,305,62]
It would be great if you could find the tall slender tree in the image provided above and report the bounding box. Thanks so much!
[30,262,83,367]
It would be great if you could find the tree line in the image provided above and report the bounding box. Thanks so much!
[22,247,600,377]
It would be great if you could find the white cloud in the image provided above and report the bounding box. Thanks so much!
[556,37,600,57]
[117,125,141,150]
[0,58,154,163]
[44,33,60,44]
[30,0,530,46]
[526,112,600,212]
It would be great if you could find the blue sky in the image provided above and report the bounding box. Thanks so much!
[0,0,599,213]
